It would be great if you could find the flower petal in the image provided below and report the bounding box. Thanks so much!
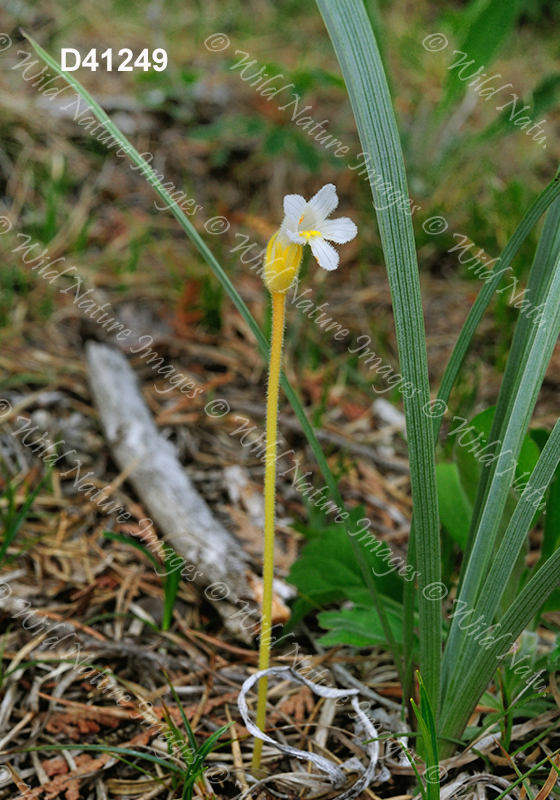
[283,194,306,224]
[306,183,338,223]
[319,217,358,244]
[285,228,302,244]
[309,236,339,271]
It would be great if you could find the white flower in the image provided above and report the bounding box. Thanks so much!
[279,183,358,271]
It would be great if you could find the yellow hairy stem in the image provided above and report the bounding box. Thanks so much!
[251,290,286,772]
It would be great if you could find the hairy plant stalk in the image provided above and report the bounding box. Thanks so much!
[252,291,286,772]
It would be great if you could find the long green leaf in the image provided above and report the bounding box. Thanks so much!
[444,414,560,706]
[438,0,525,114]
[440,545,560,743]
[456,251,560,603]
[412,673,440,800]
[316,0,441,709]
[442,192,560,693]
[432,176,560,444]
[459,191,560,570]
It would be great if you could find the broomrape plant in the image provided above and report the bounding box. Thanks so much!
[252,184,357,770]
[22,0,560,774]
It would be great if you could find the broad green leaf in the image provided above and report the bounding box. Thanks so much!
[287,510,405,627]
[436,463,472,550]
[317,605,404,648]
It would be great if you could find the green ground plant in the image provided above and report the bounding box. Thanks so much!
[103,532,182,631]
[0,469,50,564]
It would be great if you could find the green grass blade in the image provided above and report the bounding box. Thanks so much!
[442,196,560,693]
[438,0,525,115]
[432,176,560,444]
[418,674,439,767]
[103,531,160,570]
[444,415,560,702]
[440,545,560,742]
[493,750,560,800]
[412,673,440,800]
[162,553,181,631]
[316,0,441,709]
[24,32,403,676]
[164,674,198,757]
[197,724,233,759]
[103,532,180,629]
[401,741,428,800]
[0,469,50,563]
[16,743,184,772]
[456,258,560,596]
[458,190,560,570]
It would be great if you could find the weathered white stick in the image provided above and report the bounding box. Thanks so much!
[86,341,273,642]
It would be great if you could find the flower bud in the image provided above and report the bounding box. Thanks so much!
[263,230,303,293]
